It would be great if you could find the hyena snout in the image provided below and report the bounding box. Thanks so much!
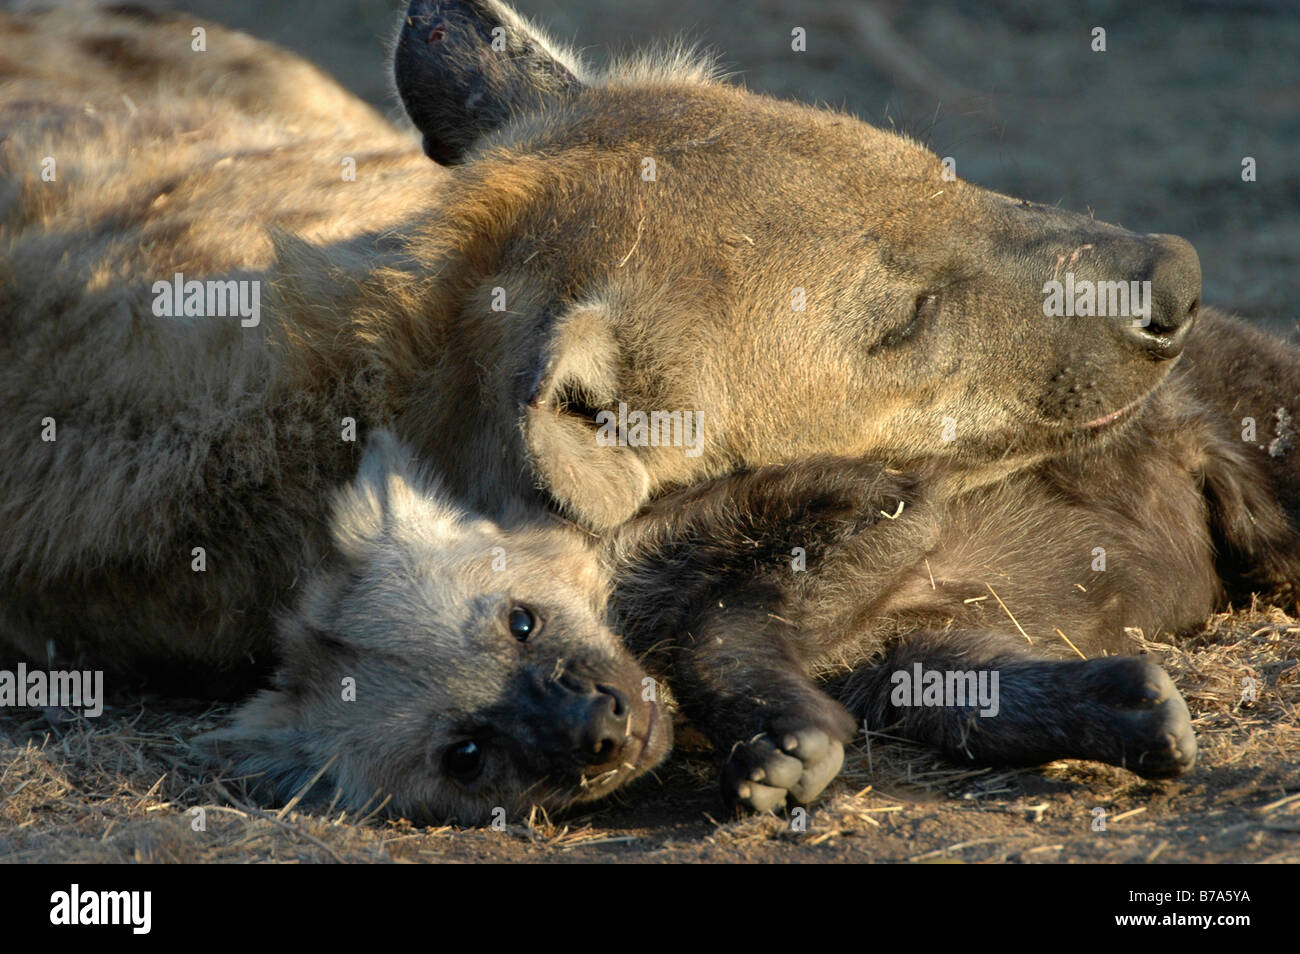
[1020,209,1203,370]
[536,670,636,770]
[1115,233,1202,360]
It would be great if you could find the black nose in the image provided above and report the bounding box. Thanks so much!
[544,671,629,768]
[1120,233,1201,360]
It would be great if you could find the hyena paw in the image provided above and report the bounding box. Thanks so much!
[1088,656,1196,778]
[722,709,855,814]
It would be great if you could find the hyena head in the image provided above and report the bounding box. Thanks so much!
[206,431,670,824]
[386,0,1201,529]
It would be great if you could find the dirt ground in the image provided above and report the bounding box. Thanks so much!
[1,0,1298,863]
[2,610,1297,863]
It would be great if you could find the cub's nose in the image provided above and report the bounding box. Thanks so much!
[577,684,629,766]
[542,671,630,767]
[1123,233,1201,360]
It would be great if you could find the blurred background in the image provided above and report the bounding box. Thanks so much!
[31,0,1300,328]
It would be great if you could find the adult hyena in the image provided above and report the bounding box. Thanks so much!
[1,1,1298,813]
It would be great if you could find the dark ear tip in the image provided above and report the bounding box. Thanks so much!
[394,0,584,167]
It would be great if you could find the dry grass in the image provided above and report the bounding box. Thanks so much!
[2,606,1297,863]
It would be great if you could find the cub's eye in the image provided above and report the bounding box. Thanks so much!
[443,740,485,783]
[507,606,539,641]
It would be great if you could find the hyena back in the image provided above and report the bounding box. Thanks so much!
[0,4,444,686]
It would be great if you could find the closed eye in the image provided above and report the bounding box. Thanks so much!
[869,293,938,354]
[552,380,607,425]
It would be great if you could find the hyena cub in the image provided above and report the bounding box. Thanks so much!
[214,435,1197,822]
[610,458,1200,815]
[210,430,898,823]
[206,432,670,825]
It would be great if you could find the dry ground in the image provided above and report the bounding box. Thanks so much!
[2,607,1296,863]
[1,1,1297,863]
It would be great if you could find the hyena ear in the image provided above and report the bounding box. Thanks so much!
[332,430,464,558]
[195,694,331,808]
[394,0,586,165]
[523,304,652,531]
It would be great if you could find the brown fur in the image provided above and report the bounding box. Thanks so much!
[606,376,1300,807]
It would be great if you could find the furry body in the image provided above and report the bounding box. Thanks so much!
[1,1,1298,814]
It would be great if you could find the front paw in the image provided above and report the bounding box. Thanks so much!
[721,710,854,814]
[1085,656,1197,778]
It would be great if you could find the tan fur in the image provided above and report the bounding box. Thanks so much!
[0,5,443,675]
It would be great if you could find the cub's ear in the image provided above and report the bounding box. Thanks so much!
[523,304,651,532]
[333,430,464,558]
[394,0,586,165]
[194,693,333,808]
[353,428,416,500]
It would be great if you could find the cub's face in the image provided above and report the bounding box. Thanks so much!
[208,433,669,825]
[391,0,1201,529]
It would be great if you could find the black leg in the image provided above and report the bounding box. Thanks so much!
[838,630,1196,778]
